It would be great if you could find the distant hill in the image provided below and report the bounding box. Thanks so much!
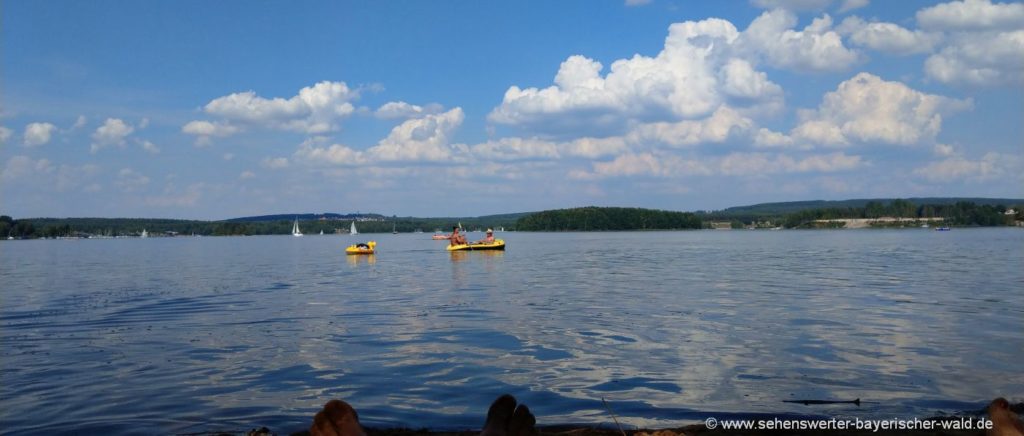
[708,197,1024,218]
[225,212,385,222]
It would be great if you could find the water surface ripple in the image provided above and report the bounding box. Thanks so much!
[1,229,1022,434]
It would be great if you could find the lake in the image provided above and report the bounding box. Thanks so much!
[1,229,1022,434]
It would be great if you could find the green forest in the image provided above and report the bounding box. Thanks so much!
[2,198,1021,239]
[515,207,703,231]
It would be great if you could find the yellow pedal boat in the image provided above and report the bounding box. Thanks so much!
[345,241,376,255]
[446,239,505,251]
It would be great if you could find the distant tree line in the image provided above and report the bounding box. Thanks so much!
[515,207,703,231]
[1,215,524,239]
[780,201,1019,228]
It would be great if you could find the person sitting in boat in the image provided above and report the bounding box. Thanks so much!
[356,242,370,249]
[475,229,495,244]
[449,226,467,246]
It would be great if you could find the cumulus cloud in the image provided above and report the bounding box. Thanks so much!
[837,0,870,13]
[577,151,861,179]
[90,118,134,153]
[913,152,1012,182]
[924,30,1024,86]
[375,101,445,120]
[469,136,629,161]
[140,140,161,154]
[24,122,58,147]
[754,127,801,148]
[750,0,833,11]
[489,18,790,136]
[367,108,466,162]
[933,143,956,156]
[0,126,13,145]
[838,17,942,54]
[791,73,971,147]
[182,120,240,146]
[261,157,290,169]
[198,81,358,134]
[718,151,862,175]
[740,10,860,72]
[629,106,754,147]
[2,156,54,180]
[583,152,713,179]
[72,115,87,129]
[917,0,1024,31]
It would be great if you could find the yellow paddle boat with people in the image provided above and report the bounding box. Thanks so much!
[446,239,505,251]
[446,228,504,251]
[345,241,376,255]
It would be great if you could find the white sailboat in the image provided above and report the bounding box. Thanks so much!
[140,229,148,238]
[319,229,324,235]
[292,218,303,237]
[350,221,358,235]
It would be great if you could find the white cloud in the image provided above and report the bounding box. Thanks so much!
[753,128,800,148]
[740,10,860,72]
[471,137,560,161]
[72,115,87,129]
[629,105,753,147]
[913,152,1011,182]
[468,136,629,161]
[917,0,1024,31]
[625,0,652,6]
[934,143,955,156]
[750,0,833,11]
[718,151,863,175]
[261,157,290,169]
[837,0,869,13]
[838,17,941,55]
[90,118,134,153]
[366,108,466,162]
[489,19,751,134]
[2,156,54,180]
[577,151,861,179]
[791,73,971,147]
[201,81,357,134]
[583,152,713,178]
[375,101,445,120]
[181,120,240,146]
[223,153,235,161]
[924,30,1024,86]
[0,126,12,145]
[115,168,151,192]
[182,120,239,136]
[718,59,784,101]
[295,142,364,166]
[239,171,256,180]
[140,140,161,154]
[23,122,58,147]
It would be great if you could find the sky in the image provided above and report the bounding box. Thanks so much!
[2,0,1022,219]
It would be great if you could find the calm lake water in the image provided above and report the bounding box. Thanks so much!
[1,229,1022,434]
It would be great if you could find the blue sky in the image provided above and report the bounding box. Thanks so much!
[2,0,1022,219]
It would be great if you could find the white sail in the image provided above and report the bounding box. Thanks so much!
[292,218,303,237]
[140,229,148,238]
[350,221,358,235]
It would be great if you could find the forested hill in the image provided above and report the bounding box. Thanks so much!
[714,197,1024,218]
[515,207,702,231]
